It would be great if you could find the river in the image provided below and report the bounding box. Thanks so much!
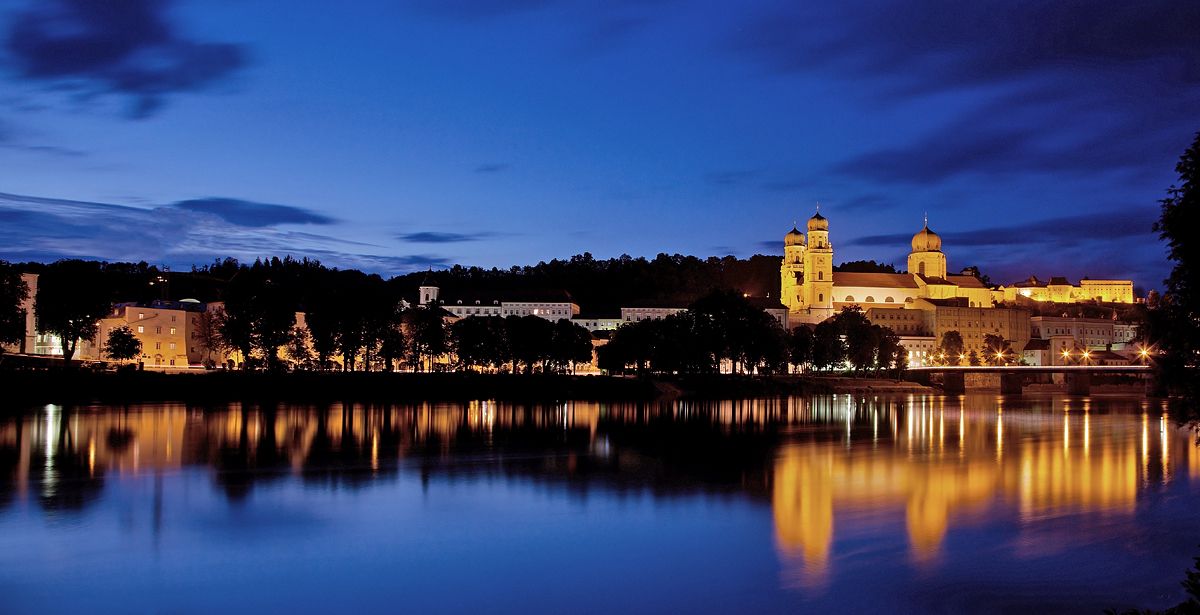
[1,394,1197,613]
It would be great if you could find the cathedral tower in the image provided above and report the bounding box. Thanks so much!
[781,225,806,311]
[908,219,947,279]
[802,210,833,311]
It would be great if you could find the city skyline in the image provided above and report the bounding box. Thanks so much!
[1,1,1197,289]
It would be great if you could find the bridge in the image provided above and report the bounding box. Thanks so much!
[906,365,1151,395]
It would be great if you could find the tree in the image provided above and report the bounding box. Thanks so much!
[286,326,314,370]
[834,307,875,374]
[404,306,448,371]
[811,320,845,371]
[34,260,111,366]
[505,315,555,374]
[550,319,594,374]
[1150,130,1200,403]
[193,310,226,367]
[967,349,981,366]
[451,316,505,372]
[104,326,142,362]
[983,333,1013,365]
[0,262,29,351]
[938,331,965,365]
[789,326,814,373]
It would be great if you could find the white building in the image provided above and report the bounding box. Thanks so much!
[418,284,580,321]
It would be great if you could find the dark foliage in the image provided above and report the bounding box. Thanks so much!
[1149,131,1200,408]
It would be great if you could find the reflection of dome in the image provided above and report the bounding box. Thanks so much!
[911,225,942,252]
[807,212,828,232]
[785,226,806,246]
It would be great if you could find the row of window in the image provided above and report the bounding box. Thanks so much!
[135,325,177,335]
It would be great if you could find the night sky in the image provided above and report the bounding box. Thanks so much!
[0,0,1196,289]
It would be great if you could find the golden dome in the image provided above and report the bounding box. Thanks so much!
[911,224,942,252]
[807,211,828,232]
[785,226,806,246]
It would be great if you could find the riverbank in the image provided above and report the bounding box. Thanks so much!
[0,369,935,406]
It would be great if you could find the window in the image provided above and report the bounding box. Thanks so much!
[170,315,176,322]
[919,262,926,276]
[138,312,144,319]
[818,271,824,280]
[155,342,161,349]
[155,326,162,334]
[169,327,176,335]
[865,296,875,303]
[818,294,824,302]
[169,342,176,350]
[885,297,894,303]
[137,326,144,333]
[845,296,855,302]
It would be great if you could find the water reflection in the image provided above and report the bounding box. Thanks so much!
[0,395,1197,612]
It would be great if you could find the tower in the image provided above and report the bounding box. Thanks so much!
[802,209,833,312]
[418,269,439,305]
[908,218,947,279]
[781,225,806,311]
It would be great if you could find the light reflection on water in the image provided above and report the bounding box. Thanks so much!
[0,394,1197,614]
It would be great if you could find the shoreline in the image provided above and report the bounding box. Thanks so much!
[0,370,1154,408]
[0,370,936,407]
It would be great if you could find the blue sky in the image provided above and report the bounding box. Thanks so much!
[0,0,1196,289]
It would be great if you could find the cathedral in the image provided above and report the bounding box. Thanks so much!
[780,210,994,323]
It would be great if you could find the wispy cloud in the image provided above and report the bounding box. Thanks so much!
[398,231,496,244]
[474,163,510,174]
[5,0,248,118]
[0,192,443,274]
[730,1,1200,184]
[172,198,335,228]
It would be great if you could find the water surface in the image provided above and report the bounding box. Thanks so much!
[1,395,1197,614]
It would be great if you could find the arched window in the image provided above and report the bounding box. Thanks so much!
[818,293,824,302]
[919,262,926,276]
[905,297,914,303]
[885,297,895,303]
[818,271,824,280]
[865,296,875,303]
[844,296,855,302]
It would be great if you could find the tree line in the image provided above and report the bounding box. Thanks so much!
[599,292,908,377]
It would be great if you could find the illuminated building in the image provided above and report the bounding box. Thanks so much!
[781,211,995,324]
[999,276,1135,304]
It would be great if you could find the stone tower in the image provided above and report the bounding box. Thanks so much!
[780,225,806,311]
[907,220,947,279]
[802,210,833,312]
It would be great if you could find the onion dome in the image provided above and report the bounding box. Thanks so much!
[806,211,828,232]
[911,224,942,252]
[785,226,806,246]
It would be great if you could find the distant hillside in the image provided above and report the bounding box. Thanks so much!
[392,253,784,314]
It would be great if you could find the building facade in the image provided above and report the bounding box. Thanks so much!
[780,211,994,323]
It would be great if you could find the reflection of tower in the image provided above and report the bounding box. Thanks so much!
[803,210,833,314]
[772,446,834,585]
[780,226,806,311]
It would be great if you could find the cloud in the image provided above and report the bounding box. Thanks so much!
[411,0,554,21]
[842,206,1166,285]
[704,169,758,186]
[0,192,439,275]
[172,198,335,228]
[5,0,247,118]
[474,163,510,173]
[847,207,1158,249]
[733,1,1200,89]
[398,231,495,243]
[730,1,1200,183]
